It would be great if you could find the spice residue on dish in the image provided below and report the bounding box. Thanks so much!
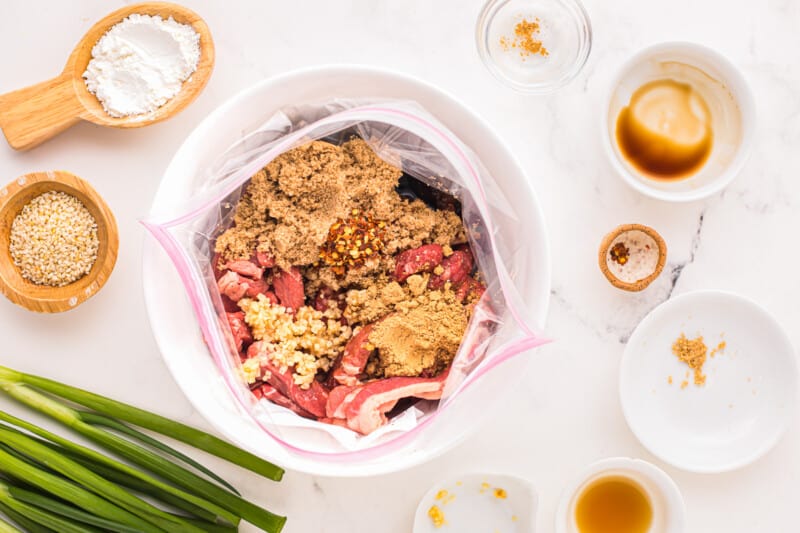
[575,476,653,533]
[83,14,201,117]
[499,17,549,59]
[616,79,713,180]
[710,340,726,357]
[9,191,99,286]
[428,504,446,528]
[670,333,727,387]
[424,479,517,531]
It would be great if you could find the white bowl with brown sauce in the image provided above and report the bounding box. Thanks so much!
[603,42,756,202]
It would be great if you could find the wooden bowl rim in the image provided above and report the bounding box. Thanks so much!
[65,1,215,128]
[598,223,668,292]
[0,171,119,313]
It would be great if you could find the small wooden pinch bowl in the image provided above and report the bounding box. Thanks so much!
[0,2,215,151]
[598,223,667,292]
[0,171,119,313]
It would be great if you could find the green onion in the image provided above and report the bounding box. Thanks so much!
[0,410,237,525]
[0,502,44,533]
[0,515,21,533]
[0,447,158,531]
[8,483,145,533]
[0,427,205,533]
[0,365,287,533]
[0,519,18,533]
[0,366,283,480]
[0,384,283,531]
[80,411,240,495]
[0,480,95,533]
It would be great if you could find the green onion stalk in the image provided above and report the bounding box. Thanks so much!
[0,365,287,533]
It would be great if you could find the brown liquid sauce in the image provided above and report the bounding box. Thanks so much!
[616,79,713,180]
[575,476,653,533]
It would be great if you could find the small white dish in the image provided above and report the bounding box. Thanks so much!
[620,290,798,472]
[603,42,756,202]
[556,457,685,533]
[476,0,592,93]
[413,473,536,532]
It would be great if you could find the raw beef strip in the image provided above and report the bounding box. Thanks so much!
[273,267,305,311]
[247,342,328,418]
[331,324,375,387]
[344,373,448,434]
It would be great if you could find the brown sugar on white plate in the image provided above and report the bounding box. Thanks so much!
[598,224,667,291]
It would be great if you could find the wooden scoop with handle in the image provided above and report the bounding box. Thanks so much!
[0,2,214,151]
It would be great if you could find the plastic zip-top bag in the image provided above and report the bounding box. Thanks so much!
[144,99,547,458]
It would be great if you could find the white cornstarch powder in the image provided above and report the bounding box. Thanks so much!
[83,14,201,118]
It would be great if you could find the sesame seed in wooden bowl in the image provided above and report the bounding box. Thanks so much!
[0,171,118,313]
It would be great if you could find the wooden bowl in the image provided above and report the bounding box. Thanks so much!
[0,2,215,150]
[0,171,119,312]
[598,223,667,292]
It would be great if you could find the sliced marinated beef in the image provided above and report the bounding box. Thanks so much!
[254,383,314,418]
[273,267,305,311]
[428,250,473,290]
[330,324,375,387]
[248,342,328,418]
[393,244,443,282]
[223,259,264,279]
[225,312,252,353]
[342,373,448,434]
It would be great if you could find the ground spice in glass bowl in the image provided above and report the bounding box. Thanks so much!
[475,0,592,93]
[0,171,118,313]
[499,17,549,58]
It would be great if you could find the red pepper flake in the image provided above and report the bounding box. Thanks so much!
[609,242,630,265]
[319,209,386,275]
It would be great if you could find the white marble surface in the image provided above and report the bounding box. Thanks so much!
[1,0,798,531]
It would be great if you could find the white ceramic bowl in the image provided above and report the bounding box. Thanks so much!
[142,65,551,476]
[413,473,537,532]
[603,42,756,202]
[556,457,686,533]
[620,290,798,473]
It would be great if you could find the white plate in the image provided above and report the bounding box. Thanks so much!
[142,65,551,476]
[620,290,798,472]
[413,473,536,533]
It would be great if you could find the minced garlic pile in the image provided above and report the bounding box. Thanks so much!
[9,191,99,287]
[239,294,352,388]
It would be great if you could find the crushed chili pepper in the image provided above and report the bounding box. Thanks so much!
[609,242,630,265]
[319,209,386,275]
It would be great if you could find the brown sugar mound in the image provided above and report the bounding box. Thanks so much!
[214,138,466,270]
[368,288,467,378]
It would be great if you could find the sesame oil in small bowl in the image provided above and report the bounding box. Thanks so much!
[556,458,686,533]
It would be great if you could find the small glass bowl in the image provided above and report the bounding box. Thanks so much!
[476,0,592,93]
